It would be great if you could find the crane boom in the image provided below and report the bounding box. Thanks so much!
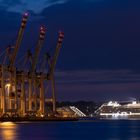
[30,26,46,74]
[47,31,64,79]
[9,12,28,69]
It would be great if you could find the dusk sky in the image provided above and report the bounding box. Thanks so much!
[0,0,140,101]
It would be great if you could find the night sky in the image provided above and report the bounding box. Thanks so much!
[0,0,140,101]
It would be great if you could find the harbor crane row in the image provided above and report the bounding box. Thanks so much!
[0,12,65,119]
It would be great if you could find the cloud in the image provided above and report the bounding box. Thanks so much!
[55,69,140,84]
[0,0,104,14]
[54,70,140,101]
[0,0,68,14]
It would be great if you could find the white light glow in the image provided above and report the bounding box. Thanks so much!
[5,83,11,88]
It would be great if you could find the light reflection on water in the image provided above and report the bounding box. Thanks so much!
[0,122,17,140]
[0,120,140,140]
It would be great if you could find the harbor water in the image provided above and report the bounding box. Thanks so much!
[0,120,140,140]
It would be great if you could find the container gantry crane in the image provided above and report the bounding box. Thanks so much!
[0,12,65,118]
[28,26,46,112]
[2,13,28,113]
[47,31,64,113]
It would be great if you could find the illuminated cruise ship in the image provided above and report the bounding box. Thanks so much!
[95,101,140,119]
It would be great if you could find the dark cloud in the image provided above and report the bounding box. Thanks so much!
[55,70,140,84]
[54,70,140,101]
[0,0,68,14]
[0,0,104,14]
[56,82,140,101]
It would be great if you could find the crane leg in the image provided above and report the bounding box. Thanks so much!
[40,74,45,115]
[1,66,6,114]
[21,73,25,116]
[29,79,32,111]
[51,75,56,113]
[33,79,37,111]
[14,68,18,110]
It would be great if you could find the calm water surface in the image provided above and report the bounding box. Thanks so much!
[0,120,140,140]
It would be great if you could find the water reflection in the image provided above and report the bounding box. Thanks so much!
[0,122,17,140]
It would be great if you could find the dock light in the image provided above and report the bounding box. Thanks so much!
[5,83,11,88]
[41,114,44,118]
[5,83,11,96]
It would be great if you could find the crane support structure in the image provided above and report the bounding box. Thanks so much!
[7,12,28,109]
[9,12,28,69]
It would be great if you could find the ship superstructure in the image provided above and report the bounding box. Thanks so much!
[95,101,140,119]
